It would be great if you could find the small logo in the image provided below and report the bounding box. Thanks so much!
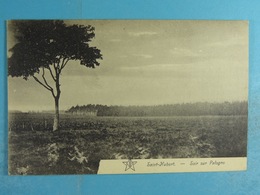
[123,159,137,171]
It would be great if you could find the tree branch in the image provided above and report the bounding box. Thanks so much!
[41,68,56,98]
[53,61,57,70]
[32,75,52,91]
[47,66,56,82]
[54,61,59,76]
[53,56,62,75]
[56,56,63,73]
[61,58,70,71]
[58,57,66,73]
[32,70,56,98]
[42,68,53,90]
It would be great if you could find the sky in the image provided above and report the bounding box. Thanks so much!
[8,20,248,112]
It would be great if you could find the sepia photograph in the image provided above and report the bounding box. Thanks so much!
[7,20,248,175]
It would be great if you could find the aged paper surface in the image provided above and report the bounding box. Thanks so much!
[8,20,248,175]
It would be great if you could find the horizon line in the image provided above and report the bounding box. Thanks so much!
[9,100,248,113]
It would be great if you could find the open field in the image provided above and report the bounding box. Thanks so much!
[8,113,247,175]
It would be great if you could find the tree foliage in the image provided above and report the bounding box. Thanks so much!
[8,20,102,79]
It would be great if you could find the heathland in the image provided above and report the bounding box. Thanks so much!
[8,101,247,175]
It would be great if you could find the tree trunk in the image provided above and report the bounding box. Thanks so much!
[53,65,61,131]
[53,97,59,131]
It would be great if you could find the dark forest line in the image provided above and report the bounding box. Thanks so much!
[66,101,248,117]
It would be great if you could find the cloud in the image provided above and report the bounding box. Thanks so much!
[109,39,121,42]
[170,48,201,57]
[133,54,153,59]
[121,63,181,71]
[205,36,247,48]
[128,31,158,37]
[119,55,128,58]
[118,54,153,59]
[118,63,195,79]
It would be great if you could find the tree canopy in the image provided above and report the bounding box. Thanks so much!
[8,20,102,79]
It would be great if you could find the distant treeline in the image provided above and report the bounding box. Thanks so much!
[66,101,248,116]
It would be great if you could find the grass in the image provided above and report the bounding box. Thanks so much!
[8,113,247,175]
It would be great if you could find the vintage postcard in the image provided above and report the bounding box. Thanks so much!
[7,20,248,175]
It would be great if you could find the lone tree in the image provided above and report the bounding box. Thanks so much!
[8,20,102,131]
